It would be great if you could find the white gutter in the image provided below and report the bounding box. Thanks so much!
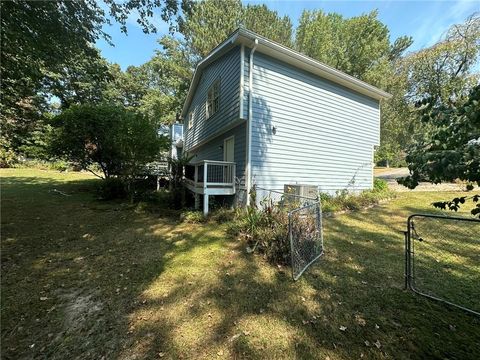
[246,38,258,207]
[238,28,391,100]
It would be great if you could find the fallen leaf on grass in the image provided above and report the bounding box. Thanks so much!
[158,352,165,358]
[364,340,370,347]
[229,333,241,342]
[374,340,381,349]
[339,326,347,331]
[40,297,48,301]
[375,324,380,329]
[354,314,366,326]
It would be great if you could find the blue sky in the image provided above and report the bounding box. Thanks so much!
[96,0,479,69]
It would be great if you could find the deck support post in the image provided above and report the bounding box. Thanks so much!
[194,194,200,210]
[203,194,209,215]
[203,162,209,215]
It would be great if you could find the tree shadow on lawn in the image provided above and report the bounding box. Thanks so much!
[2,176,480,359]
[1,175,213,359]
[121,206,480,359]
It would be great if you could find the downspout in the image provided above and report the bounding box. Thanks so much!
[246,38,258,207]
[239,44,244,119]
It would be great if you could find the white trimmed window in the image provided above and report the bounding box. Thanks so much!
[206,80,220,118]
[188,111,193,129]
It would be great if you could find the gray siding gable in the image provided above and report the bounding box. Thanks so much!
[184,46,241,151]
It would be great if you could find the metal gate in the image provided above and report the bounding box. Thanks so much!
[289,202,323,280]
[256,187,324,280]
[404,214,480,316]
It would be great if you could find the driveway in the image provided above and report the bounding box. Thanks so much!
[374,167,467,192]
[374,167,410,180]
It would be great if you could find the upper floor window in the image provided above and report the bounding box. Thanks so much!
[206,80,220,119]
[188,111,193,129]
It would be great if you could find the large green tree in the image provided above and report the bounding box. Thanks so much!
[179,0,293,58]
[50,104,168,179]
[104,64,149,109]
[295,9,412,85]
[1,0,189,157]
[138,36,194,123]
[241,4,293,48]
[399,85,480,217]
[400,13,480,105]
[44,50,113,109]
[377,13,480,166]
[102,36,194,125]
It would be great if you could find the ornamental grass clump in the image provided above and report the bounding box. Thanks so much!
[228,196,291,265]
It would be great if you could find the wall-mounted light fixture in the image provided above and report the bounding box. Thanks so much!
[272,125,277,135]
[218,145,224,150]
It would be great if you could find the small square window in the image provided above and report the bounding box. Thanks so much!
[206,80,220,119]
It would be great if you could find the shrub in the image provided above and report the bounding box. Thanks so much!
[208,208,236,223]
[228,206,291,265]
[0,144,17,168]
[97,177,127,200]
[142,190,174,207]
[180,210,206,224]
[373,178,388,192]
[319,181,394,213]
[49,104,168,183]
[48,160,71,172]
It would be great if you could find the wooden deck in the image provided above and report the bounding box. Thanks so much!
[185,160,236,214]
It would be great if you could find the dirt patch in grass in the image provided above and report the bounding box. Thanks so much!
[62,291,103,332]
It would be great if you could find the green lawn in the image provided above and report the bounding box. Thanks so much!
[1,168,479,359]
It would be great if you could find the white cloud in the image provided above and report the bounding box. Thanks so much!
[410,0,478,51]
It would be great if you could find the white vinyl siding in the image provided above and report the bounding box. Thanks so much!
[249,52,380,194]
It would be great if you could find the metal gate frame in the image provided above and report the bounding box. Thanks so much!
[255,187,323,280]
[404,213,480,316]
[288,201,324,281]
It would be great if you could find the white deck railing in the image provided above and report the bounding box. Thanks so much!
[185,160,236,195]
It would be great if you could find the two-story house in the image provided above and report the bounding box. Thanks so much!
[181,28,391,214]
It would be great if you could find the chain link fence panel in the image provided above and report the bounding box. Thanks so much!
[405,214,480,316]
[256,187,323,280]
[289,202,323,280]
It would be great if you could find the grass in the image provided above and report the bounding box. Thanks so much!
[1,168,480,359]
